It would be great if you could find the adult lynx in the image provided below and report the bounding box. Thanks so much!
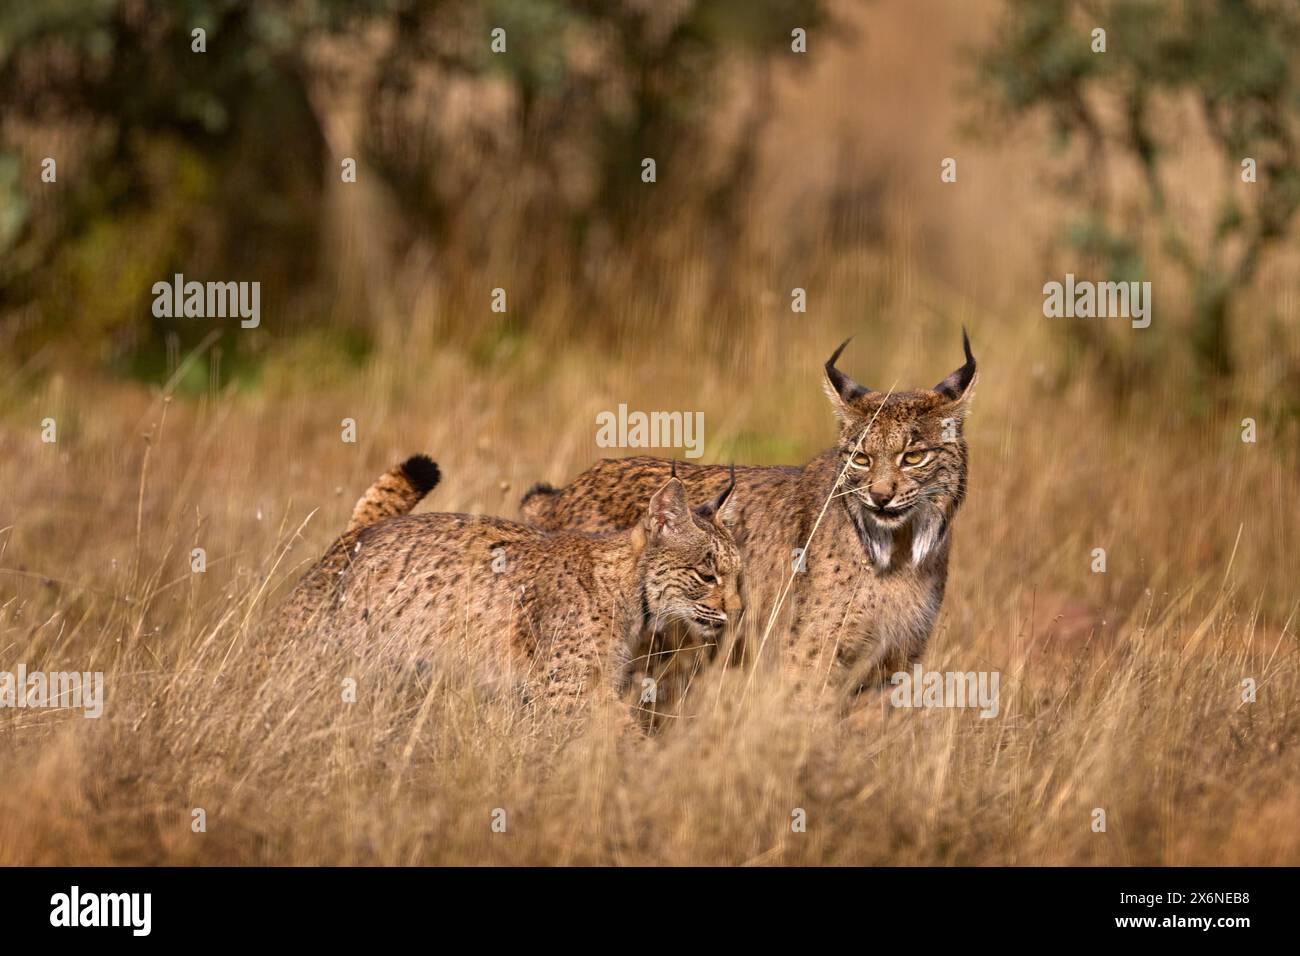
[522,333,977,700]
[279,456,742,714]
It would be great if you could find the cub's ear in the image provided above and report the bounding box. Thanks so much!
[646,477,691,540]
[695,464,737,526]
[823,337,871,421]
[933,327,977,403]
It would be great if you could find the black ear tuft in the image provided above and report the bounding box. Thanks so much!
[401,454,441,494]
[826,337,871,401]
[933,327,976,400]
[696,464,737,520]
[827,337,853,369]
[521,481,555,506]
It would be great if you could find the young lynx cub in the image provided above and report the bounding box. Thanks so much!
[279,456,742,713]
[522,332,977,702]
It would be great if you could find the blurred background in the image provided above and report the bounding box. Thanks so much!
[3,0,1298,406]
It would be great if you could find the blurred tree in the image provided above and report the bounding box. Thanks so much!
[0,0,825,374]
[0,0,346,375]
[975,0,1300,391]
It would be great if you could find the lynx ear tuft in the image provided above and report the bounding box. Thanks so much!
[934,327,977,401]
[696,464,737,523]
[825,338,871,399]
[824,338,873,420]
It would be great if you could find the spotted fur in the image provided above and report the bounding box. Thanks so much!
[346,454,441,534]
[522,332,977,702]
[280,461,742,716]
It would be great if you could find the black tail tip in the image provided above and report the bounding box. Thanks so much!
[400,454,441,494]
[521,481,557,504]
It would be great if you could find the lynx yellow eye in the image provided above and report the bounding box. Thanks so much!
[902,450,928,466]
[851,452,872,467]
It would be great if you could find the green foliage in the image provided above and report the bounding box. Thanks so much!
[0,0,826,378]
[0,153,24,250]
[713,429,809,466]
[976,0,1300,393]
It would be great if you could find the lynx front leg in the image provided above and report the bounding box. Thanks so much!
[533,627,627,712]
[837,636,924,709]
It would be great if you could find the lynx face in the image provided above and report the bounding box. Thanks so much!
[823,331,977,567]
[636,476,743,644]
[835,394,964,530]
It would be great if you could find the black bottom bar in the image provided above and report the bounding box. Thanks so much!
[1,866,1284,942]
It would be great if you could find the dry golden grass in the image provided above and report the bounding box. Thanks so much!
[1,242,1297,866]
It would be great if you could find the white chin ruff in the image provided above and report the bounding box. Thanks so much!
[909,510,946,567]
[862,507,946,570]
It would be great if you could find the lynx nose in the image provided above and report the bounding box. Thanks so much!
[867,486,893,509]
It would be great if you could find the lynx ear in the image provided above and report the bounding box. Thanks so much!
[942,373,977,423]
[646,477,691,540]
[695,464,737,525]
[934,327,977,402]
[823,337,871,420]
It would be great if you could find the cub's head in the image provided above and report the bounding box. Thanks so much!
[822,330,977,567]
[632,471,743,645]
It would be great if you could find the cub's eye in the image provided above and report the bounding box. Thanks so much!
[850,452,872,468]
[696,570,718,585]
[901,449,928,466]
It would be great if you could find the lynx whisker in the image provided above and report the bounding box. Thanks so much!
[735,381,899,720]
